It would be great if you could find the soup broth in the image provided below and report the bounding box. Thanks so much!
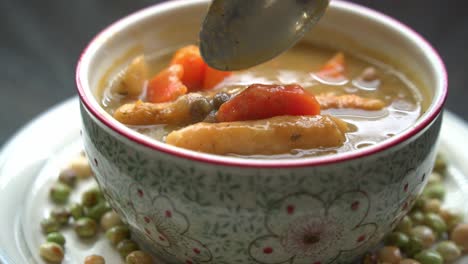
[100,43,424,159]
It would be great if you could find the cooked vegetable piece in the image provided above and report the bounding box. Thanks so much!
[114,93,213,125]
[147,64,187,103]
[203,66,232,90]
[112,55,148,97]
[216,84,321,122]
[316,93,385,110]
[316,52,345,79]
[170,45,206,91]
[166,115,348,155]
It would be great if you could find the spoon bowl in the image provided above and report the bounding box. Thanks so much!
[200,0,329,70]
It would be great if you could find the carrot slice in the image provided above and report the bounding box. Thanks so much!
[147,64,187,103]
[170,45,206,91]
[216,84,320,122]
[316,52,345,79]
[203,66,232,90]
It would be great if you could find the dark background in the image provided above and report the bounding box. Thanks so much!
[1,0,467,146]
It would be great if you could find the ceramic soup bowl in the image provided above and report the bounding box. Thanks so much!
[76,1,447,263]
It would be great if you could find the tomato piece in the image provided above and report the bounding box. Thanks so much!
[316,52,345,79]
[146,64,187,103]
[203,66,232,90]
[216,84,320,122]
[170,45,206,91]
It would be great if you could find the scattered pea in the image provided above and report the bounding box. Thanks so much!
[100,211,123,231]
[125,250,153,264]
[412,198,426,211]
[39,242,64,263]
[106,225,130,246]
[58,168,78,187]
[50,183,71,204]
[87,201,111,221]
[427,172,442,185]
[385,232,409,248]
[377,246,402,264]
[82,187,103,207]
[400,259,421,264]
[433,154,447,173]
[46,232,66,246]
[451,223,468,251]
[422,199,441,214]
[422,184,445,200]
[435,241,461,262]
[69,203,84,220]
[396,216,413,235]
[362,253,378,264]
[50,207,70,225]
[116,239,139,258]
[84,255,105,264]
[69,156,92,179]
[41,218,60,234]
[414,249,443,264]
[74,217,98,238]
[423,213,447,236]
[440,209,464,232]
[410,226,436,248]
[410,211,425,226]
[402,237,424,257]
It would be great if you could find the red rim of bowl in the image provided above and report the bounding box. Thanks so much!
[76,0,448,168]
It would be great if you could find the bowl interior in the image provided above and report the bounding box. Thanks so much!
[77,0,447,167]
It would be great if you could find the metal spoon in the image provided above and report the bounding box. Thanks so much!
[200,0,329,71]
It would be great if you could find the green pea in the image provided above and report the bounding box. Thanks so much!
[190,97,213,122]
[116,239,139,258]
[410,211,425,225]
[74,217,98,238]
[422,184,445,200]
[385,232,409,248]
[410,225,435,248]
[440,209,464,232]
[125,250,153,264]
[50,183,71,204]
[106,225,130,246]
[402,237,424,257]
[41,218,60,234]
[100,210,123,231]
[87,201,111,221]
[69,203,84,220]
[414,249,443,264]
[82,187,103,207]
[423,213,447,235]
[435,241,461,262]
[412,197,426,211]
[50,207,70,226]
[433,154,447,173]
[427,172,442,185]
[39,242,64,263]
[396,216,413,234]
[58,168,77,187]
[46,232,66,246]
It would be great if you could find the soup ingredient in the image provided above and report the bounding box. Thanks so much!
[100,211,123,231]
[166,115,348,155]
[74,217,98,238]
[204,66,232,90]
[423,213,447,236]
[50,183,72,204]
[385,232,409,248]
[112,56,148,97]
[69,203,84,220]
[216,84,321,122]
[50,208,71,226]
[359,67,378,82]
[116,239,139,258]
[400,259,421,264]
[41,217,60,234]
[39,242,64,263]
[125,250,153,264]
[315,52,345,79]
[58,168,78,187]
[147,64,187,103]
[170,45,206,90]
[414,250,443,264]
[84,255,106,264]
[69,156,93,179]
[316,93,385,111]
[451,223,468,251]
[46,232,66,246]
[377,246,402,263]
[410,226,436,248]
[434,241,461,262]
[106,225,131,246]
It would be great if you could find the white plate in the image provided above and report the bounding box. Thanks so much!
[0,97,467,264]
